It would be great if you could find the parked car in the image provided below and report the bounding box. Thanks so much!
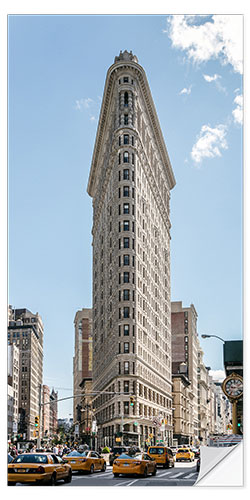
[196,457,200,472]
[147,446,175,468]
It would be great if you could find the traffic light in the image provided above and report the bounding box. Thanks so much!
[130,396,135,407]
[76,404,82,421]
[35,416,40,428]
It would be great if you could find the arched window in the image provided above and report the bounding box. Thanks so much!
[123,151,129,163]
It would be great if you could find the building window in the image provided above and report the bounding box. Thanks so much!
[123,238,129,249]
[132,136,134,145]
[132,153,134,164]
[123,254,130,265]
[123,151,129,163]
[124,362,129,374]
[123,77,129,83]
[124,134,129,144]
[124,342,129,353]
[124,115,128,125]
[124,325,129,336]
[118,153,121,164]
[124,381,129,393]
[123,203,129,214]
[124,272,129,283]
[123,220,130,231]
[123,186,129,197]
[123,169,129,180]
[123,289,130,301]
[124,307,129,318]
[124,401,129,414]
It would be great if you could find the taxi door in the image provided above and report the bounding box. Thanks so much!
[145,454,155,473]
[90,451,100,470]
[51,454,65,479]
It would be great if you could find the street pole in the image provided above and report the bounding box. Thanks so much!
[37,384,42,449]
[232,400,238,434]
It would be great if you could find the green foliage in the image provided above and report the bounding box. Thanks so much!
[102,446,110,453]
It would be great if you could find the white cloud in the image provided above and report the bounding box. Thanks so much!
[191,123,228,164]
[203,73,220,82]
[232,94,243,125]
[203,73,227,93]
[167,15,243,74]
[75,97,94,111]
[209,369,226,382]
[179,86,192,95]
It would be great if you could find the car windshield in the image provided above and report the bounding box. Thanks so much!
[149,448,164,455]
[12,454,48,464]
[178,449,188,453]
[66,451,83,457]
[133,454,144,460]
[116,453,131,459]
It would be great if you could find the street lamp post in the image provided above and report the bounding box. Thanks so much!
[201,333,243,435]
[201,334,225,343]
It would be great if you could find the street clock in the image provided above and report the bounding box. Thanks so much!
[222,373,243,400]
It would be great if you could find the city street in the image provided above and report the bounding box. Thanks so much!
[64,460,199,487]
[14,460,198,487]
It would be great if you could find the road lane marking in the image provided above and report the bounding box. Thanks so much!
[113,479,137,486]
[157,471,173,477]
[169,472,183,478]
[126,479,139,486]
[183,472,197,478]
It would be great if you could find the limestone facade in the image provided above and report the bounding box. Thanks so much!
[88,51,175,448]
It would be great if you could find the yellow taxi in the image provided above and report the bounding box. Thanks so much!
[8,453,72,485]
[147,446,175,468]
[63,450,106,473]
[113,452,157,478]
[175,448,195,462]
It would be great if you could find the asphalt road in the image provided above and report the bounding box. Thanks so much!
[61,460,199,487]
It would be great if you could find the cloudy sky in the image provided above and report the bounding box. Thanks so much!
[7,13,243,417]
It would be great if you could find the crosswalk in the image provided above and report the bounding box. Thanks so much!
[70,466,198,483]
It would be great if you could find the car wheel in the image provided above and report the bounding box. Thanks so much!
[8,482,16,486]
[64,470,72,483]
[101,462,106,472]
[152,466,157,476]
[49,473,57,485]
[142,466,148,478]
[89,464,94,474]
[113,473,119,477]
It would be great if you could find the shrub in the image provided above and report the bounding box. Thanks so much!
[102,446,110,453]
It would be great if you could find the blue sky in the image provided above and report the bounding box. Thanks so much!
[7,14,243,418]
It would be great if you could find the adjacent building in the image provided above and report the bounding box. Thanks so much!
[73,308,93,424]
[172,363,193,446]
[171,301,200,444]
[49,388,58,436]
[8,306,44,440]
[87,50,176,448]
[8,343,20,437]
[41,384,51,438]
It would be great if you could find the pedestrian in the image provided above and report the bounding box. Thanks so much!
[53,444,59,455]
